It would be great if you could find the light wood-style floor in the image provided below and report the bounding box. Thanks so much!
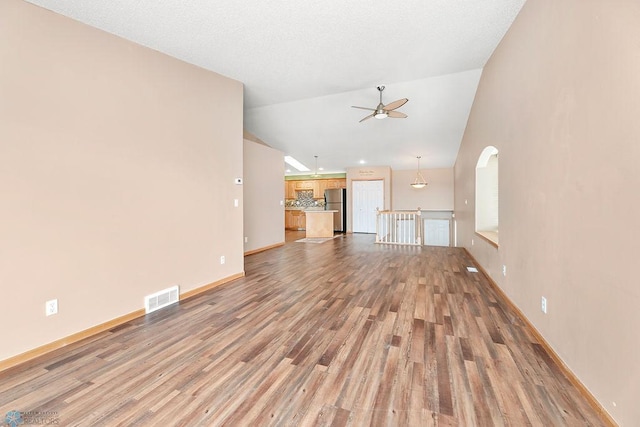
[1,232,607,426]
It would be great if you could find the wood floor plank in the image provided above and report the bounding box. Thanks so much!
[435,322,454,417]
[446,334,477,425]
[0,232,610,426]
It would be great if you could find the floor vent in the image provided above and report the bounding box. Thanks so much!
[467,267,478,273]
[144,286,179,314]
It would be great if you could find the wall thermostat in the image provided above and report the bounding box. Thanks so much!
[234,178,243,185]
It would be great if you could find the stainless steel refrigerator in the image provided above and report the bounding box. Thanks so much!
[324,188,346,232]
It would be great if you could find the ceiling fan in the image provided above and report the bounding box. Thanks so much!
[352,85,408,123]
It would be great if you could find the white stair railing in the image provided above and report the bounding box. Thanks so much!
[376,208,422,245]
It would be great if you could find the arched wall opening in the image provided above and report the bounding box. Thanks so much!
[475,146,499,245]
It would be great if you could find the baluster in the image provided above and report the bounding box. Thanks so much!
[416,208,422,245]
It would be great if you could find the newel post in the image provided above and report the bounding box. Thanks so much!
[416,207,422,245]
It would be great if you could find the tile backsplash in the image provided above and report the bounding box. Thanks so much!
[285,190,325,207]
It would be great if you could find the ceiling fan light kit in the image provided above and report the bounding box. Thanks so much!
[352,85,408,123]
[411,156,428,189]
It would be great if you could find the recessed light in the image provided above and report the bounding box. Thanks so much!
[359,160,366,164]
[319,167,324,171]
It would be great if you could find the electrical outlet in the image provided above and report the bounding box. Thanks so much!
[502,265,507,276]
[233,199,239,207]
[220,255,225,265]
[244,237,248,243]
[471,239,474,246]
[541,296,547,314]
[46,299,58,316]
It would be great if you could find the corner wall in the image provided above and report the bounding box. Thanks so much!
[0,0,244,362]
[454,1,640,424]
[243,139,285,253]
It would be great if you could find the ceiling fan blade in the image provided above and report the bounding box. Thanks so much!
[383,98,408,111]
[359,113,375,123]
[387,111,407,119]
[351,106,376,111]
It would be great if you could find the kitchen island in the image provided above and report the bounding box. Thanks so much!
[304,210,337,238]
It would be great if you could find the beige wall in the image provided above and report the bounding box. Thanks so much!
[0,0,244,361]
[454,0,640,424]
[243,139,285,253]
[392,168,454,211]
[346,166,392,232]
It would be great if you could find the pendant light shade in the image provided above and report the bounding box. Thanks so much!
[410,156,427,189]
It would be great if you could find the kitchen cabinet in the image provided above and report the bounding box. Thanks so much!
[316,179,346,198]
[292,180,320,198]
[294,181,314,190]
[316,180,327,199]
[285,209,306,230]
[285,210,294,229]
[292,210,306,230]
[325,179,345,189]
[319,179,346,197]
[285,179,346,200]
[285,181,297,199]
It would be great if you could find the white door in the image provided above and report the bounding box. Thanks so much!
[424,219,450,247]
[352,180,384,233]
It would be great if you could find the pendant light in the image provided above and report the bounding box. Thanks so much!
[410,156,427,189]
[311,155,320,178]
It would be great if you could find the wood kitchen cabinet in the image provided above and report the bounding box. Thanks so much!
[292,210,306,230]
[285,210,294,229]
[293,180,320,198]
[285,181,297,199]
[316,180,327,198]
[317,179,346,198]
[285,178,346,200]
[293,180,315,191]
[326,179,346,189]
[285,209,306,230]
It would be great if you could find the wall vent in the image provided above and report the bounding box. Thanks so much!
[144,285,179,314]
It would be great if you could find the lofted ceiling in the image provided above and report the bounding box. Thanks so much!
[26,0,526,175]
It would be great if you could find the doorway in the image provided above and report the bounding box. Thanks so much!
[352,180,384,233]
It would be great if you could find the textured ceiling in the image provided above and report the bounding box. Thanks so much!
[26,0,526,174]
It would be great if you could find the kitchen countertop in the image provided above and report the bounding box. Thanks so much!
[285,207,324,211]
